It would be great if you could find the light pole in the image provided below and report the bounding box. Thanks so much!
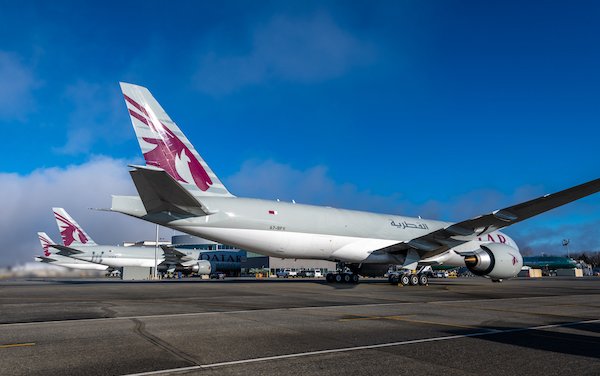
[562,239,570,258]
[154,224,159,279]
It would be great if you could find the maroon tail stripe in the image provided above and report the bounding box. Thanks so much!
[54,212,75,227]
[123,94,149,116]
[129,109,149,126]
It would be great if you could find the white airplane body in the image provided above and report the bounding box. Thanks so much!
[110,83,600,283]
[51,207,211,274]
[35,232,109,271]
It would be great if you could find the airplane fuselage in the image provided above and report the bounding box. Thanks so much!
[119,196,518,267]
[60,245,165,268]
[36,254,109,271]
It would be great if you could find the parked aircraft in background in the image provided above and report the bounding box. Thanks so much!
[110,83,600,285]
[523,256,577,270]
[35,232,109,271]
[51,207,211,274]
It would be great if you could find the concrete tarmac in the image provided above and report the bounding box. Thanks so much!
[0,277,599,375]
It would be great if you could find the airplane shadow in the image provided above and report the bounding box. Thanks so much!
[444,321,600,359]
[28,277,390,289]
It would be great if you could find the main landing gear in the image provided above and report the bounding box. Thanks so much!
[388,268,429,287]
[326,262,360,284]
[326,272,359,284]
[388,272,428,286]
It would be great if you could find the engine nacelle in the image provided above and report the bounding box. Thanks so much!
[464,243,523,280]
[195,260,211,275]
[159,260,212,275]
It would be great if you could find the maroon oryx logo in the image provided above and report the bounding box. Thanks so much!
[54,212,88,246]
[124,94,213,191]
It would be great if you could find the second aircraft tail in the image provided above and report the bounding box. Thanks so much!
[52,208,97,247]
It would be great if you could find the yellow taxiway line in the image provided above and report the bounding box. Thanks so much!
[0,342,36,349]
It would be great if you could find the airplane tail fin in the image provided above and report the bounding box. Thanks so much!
[52,208,97,247]
[120,82,233,198]
[37,232,57,257]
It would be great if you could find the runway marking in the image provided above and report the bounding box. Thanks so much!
[0,294,596,327]
[121,319,600,376]
[0,342,35,349]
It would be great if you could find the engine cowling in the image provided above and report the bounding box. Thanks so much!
[464,243,523,280]
[195,260,211,275]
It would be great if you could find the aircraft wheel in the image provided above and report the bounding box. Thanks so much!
[400,274,410,286]
[491,278,503,283]
[343,273,352,283]
[326,273,335,283]
[390,275,399,285]
[418,274,428,286]
[351,274,359,284]
[335,274,343,283]
[409,274,419,286]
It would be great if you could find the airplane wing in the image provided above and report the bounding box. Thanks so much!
[49,244,84,256]
[375,177,600,259]
[129,165,209,217]
[160,245,200,266]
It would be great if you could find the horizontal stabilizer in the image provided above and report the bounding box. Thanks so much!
[49,244,84,256]
[130,166,209,217]
[36,256,58,263]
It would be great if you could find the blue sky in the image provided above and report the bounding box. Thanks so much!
[1,1,599,265]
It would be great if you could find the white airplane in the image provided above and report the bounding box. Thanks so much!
[35,232,109,271]
[110,82,600,285]
[50,207,211,275]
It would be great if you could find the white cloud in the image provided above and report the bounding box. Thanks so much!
[194,13,376,94]
[0,51,38,120]
[0,157,172,267]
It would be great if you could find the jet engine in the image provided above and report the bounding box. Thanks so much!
[196,260,211,275]
[464,243,523,280]
[159,260,212,275]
